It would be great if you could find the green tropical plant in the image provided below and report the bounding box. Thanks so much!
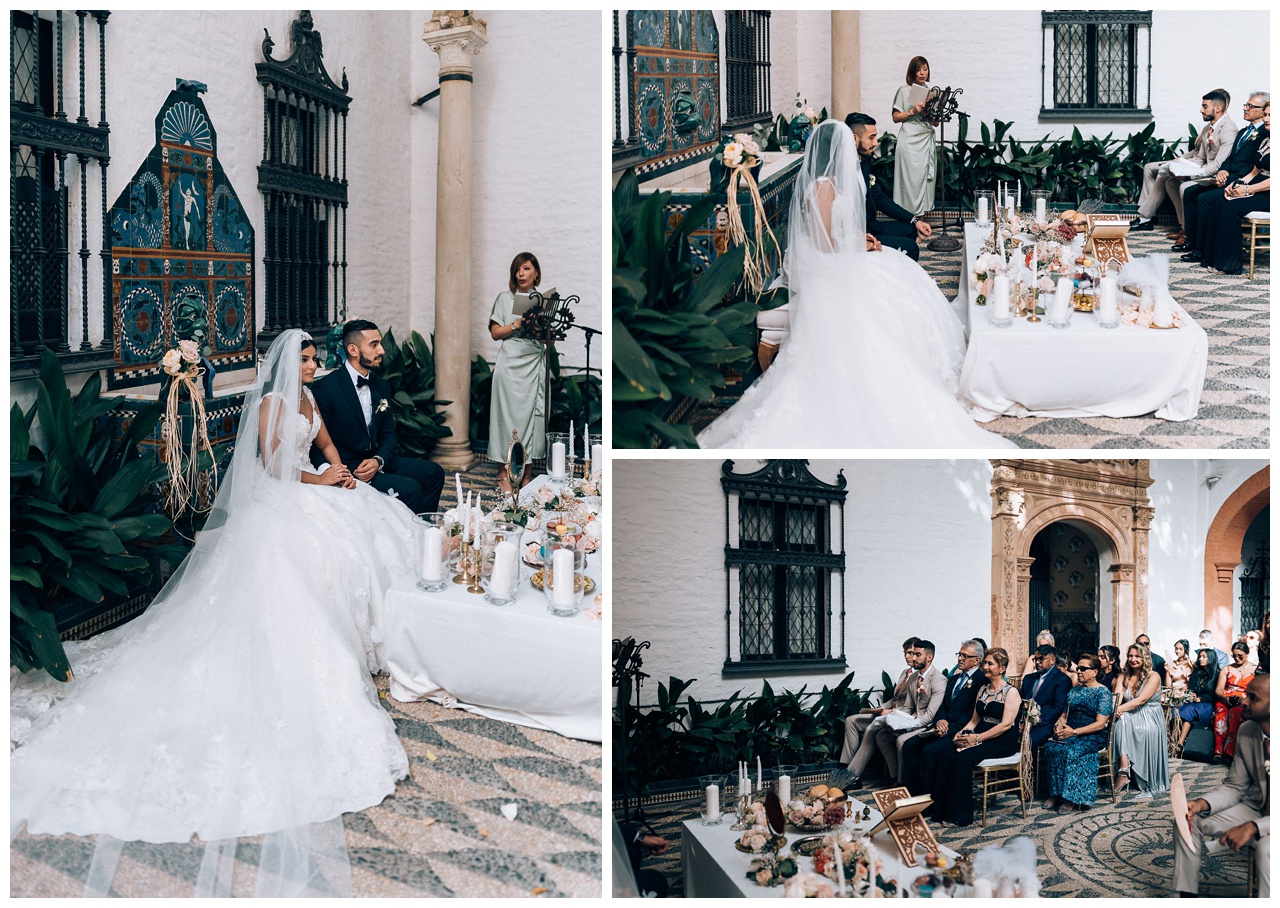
[613,168,757,448]
[614,672,880,797]
[468,354,494,446]
[378,328,452,457]
[11,350,179,680]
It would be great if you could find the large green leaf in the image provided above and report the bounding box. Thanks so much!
[90,456,154,518]
[683,245,747,314]
[612,318,668,400]
[11,402,30,462]
[15,607,71,681]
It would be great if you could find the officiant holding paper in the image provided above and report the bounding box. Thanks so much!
[488,252,549,470]
[891,56,938,216]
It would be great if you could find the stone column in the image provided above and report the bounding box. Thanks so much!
[830,11,860,122]
[989,465,1025,659]
[1013,557,1036,671]
[1110,563,1137,646]
[424,12,488,470]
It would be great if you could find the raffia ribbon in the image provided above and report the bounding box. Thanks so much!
[725,163,781,298]
[162,369,216,520]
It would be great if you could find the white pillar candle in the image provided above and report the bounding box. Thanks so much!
[992,274,1011,320]
[1153,290,1174,328]
[977,196,988,224]
[1054,276,1074,322]
[1098,274,1118,322]
[551,547,576,605]
[972,879,993,899]
[550,441,566,478]
[1005,194,1016,212]
[1035,198,1047,223]
[778,775,791,804]
[705,784,721,821]
[592,444,603,478]
[490,539,517,595]
[421,527,444,581]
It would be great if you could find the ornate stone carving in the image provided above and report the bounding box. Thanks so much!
[423,11,489,75]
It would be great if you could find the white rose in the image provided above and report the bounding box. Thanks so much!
[722,142,743,167]
[162,349,183,375]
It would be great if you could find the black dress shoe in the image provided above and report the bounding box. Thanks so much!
[1181,251,1202,262]
[1171,242,1192,252]
[1130,219,1155,231]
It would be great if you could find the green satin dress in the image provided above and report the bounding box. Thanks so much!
[486,291,547,461]
[892,83,937,216]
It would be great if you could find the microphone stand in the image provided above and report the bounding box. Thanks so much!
[567,323,602,460]
[613,637,653,829]
[923,86,965,253]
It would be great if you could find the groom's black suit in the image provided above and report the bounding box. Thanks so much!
[862,157,922,260]
[309,363,445,514]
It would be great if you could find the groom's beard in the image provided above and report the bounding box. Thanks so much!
[359,353,382,371]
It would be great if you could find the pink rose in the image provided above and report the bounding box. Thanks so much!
[178,339,200,363]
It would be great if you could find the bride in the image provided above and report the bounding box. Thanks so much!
[697,119,1012,449]
[11,329,420,893]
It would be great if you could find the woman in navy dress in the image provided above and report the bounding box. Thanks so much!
[1174,647,1219,754]
[1193,101,1269,274]
[921,647,1022,827]
[1043,653,1114,812]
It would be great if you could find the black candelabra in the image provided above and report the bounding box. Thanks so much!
[923,86,965,252]
[613,637,652,827]
[520,288,581,442]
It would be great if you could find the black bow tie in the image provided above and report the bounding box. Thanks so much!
[356,375,370,388]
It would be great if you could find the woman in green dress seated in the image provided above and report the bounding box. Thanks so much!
[487,252,548,482]
[891,55,937,217]
[1043,653,1114,813]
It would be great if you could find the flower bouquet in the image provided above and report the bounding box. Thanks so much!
[736,820,786,855]
[785,784,849,831]
[156,292,218,522]
[781,870,837,898]
[747,852,800,888]
[812,833,896,898]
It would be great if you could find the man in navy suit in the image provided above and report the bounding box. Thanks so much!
[309,319,444,514]
[845,112,933,260]
[902,638,985,796]
[1019,644,1071,748]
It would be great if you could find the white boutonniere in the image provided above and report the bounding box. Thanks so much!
[375,398,390,415]
[869,175,877,187]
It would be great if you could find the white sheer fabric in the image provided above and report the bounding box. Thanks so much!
[11,330,420,894]
[698,120,1013,450]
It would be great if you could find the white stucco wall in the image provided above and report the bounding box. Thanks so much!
[616,458,1269,708]
[43,9,601,373]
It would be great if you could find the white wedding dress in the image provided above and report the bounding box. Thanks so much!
[11,331,418,888]
[698,120,1013,450]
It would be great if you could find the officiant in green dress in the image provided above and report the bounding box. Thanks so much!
[891,55,937,217]
[487,252,547,465]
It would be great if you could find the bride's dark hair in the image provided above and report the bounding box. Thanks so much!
[299,333,317,352]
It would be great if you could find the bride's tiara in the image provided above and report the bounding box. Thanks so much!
[299,330,313,341]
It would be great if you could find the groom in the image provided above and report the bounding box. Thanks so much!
[310,318,445,514]
[845,112,932,260]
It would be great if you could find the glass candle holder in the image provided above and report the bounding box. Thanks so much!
[774,764,798,806]
[481,528,521,606]
[542,525,585,617]
[415,512,453,592]
[700,774,728,826]
[545,432,573,484]
[1029,189,1053,224]
[973,190,994,226]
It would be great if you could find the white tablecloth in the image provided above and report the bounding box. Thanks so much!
[682,794,954,898]
[955,223,1208,421]
[383,476,602,742]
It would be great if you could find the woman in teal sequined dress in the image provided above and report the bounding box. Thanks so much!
[1043,653,1114,812]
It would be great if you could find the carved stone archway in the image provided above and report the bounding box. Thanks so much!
[991,460,1154,671]
[1203,466,1269,643]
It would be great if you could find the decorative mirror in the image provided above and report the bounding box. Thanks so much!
[506,431,526,490]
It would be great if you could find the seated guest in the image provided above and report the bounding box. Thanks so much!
[620,823,670,897]
[848,640,945,785]
[1097,645,1121,692]
[1175,91,1270,253]
[902,639,984,795]
[921,648,1022,828]
[1213,642,1256,762]
[1113,644,1170,795]
[1136,633,1167,683]
[1198,629,1232,671]
[1243,629,1262,669]
[1173,675,1270,898]
[1259,613,1270,675]
[1056,652,1079,687]
[1190,100,1269,275]
[1019,644,1071,748]
[1019,629,1056,679]
[1167,639,1194,692]
[845,112,933,260]
[841,637,919,767]
[1174,647,1220,754]
[1043,653,1115,813]
[1132,89,1237,239]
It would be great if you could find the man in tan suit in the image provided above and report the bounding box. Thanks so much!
[840,637,919,765]
[1174,674,1269,897]
[1133,90,1238,240]
[847,640,947,784]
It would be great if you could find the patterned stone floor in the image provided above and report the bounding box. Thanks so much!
[12,678,603,897]
[687,220,1269,448]
[627,758,1251,898]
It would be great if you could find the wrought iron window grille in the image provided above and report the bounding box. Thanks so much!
[721,460,847,676]
[1240,554,1268,638]
[723,11,771,131]
[256,11,349,349]
[10,10,113,377]
[1040,11,1152,122]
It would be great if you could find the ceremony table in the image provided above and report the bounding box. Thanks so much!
[954,222,1208,421]
[383,475,602,742]
[681,793,956,898]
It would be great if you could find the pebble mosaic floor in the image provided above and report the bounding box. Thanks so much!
[688,220,1270,449]
[12,461,602,898]
[628,757,1247,898]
